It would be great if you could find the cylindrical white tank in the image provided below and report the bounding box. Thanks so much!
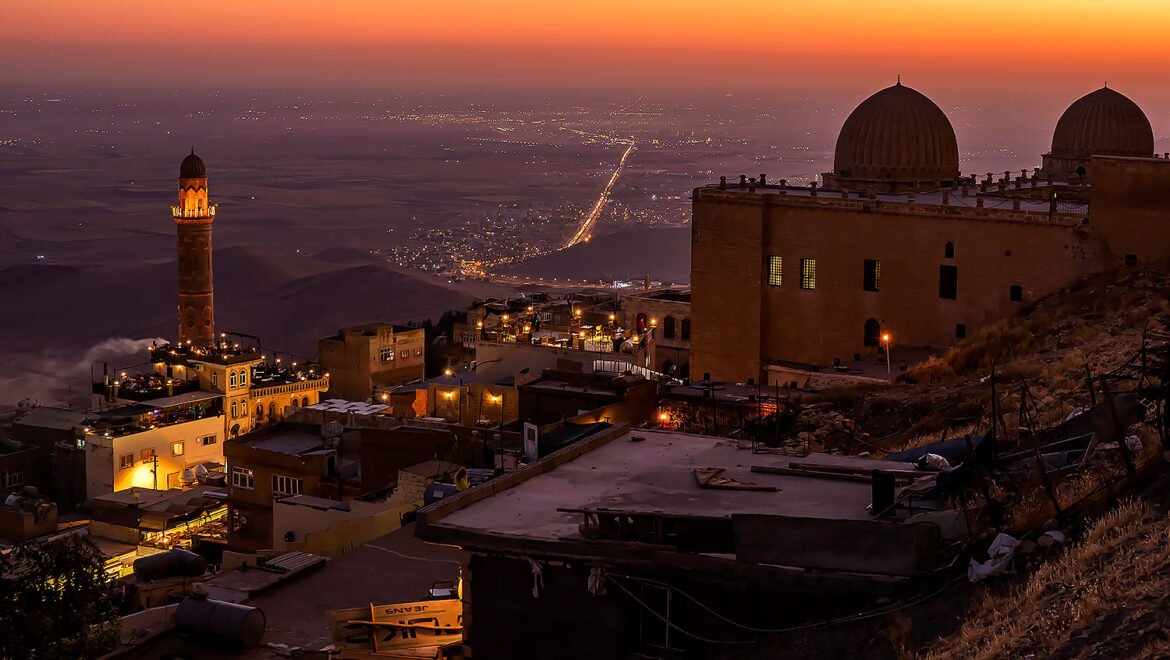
[175,595,266,648]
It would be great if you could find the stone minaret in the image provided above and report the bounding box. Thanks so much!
[173,149,216,346]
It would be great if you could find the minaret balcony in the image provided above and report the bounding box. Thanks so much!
[171,205,217,220]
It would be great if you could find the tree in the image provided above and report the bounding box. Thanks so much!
[0,534,120,659]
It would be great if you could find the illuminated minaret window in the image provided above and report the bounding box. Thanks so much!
[172,149,216,346]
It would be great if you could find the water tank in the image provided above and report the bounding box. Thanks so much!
[179,469,197,486]
[176,594,266,648]
[133,548,207,581]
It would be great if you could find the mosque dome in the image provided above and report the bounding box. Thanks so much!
[1049,87,1153,160]
[180,149,206,179]
[832,82,959,186]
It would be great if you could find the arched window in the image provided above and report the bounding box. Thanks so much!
[229,371,238,389]
[301,397,309,408]
[268,402,276,418]
[231,401,238,418]
[239,370,247,386]
[291,398,299,409]
[256,404,264,418]
[680,319,691,341]
[944,242,955,259]
[864,318,881,347]
[663,316,676,339]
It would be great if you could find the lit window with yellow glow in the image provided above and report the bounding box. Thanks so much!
[172,441,185,457]
[800,259,816,290]
[768,255,782,287]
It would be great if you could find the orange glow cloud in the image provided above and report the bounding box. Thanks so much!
[6,1,1170,90]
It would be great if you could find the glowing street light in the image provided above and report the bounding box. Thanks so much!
[881,332,892,383]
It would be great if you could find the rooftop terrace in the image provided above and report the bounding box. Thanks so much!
[428,429,913,544]
[696,175,1091,226]
[84,392,223,438]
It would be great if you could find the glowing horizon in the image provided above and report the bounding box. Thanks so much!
[6,1,1170,94]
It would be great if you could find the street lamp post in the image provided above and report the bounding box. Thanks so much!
[881,332,892,383]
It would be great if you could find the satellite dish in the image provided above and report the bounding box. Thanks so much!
[230,424,240,437]
[321,420,344,439]
[193,464,209,478]
[16,399,31,411]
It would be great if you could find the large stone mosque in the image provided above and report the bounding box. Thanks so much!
[691,82,1170,384]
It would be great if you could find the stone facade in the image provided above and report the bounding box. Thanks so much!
[691,165,1170,383]
[319,324,426,401]
[172,153,216,347]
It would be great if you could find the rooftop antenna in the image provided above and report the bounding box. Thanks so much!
[896,74,901,86]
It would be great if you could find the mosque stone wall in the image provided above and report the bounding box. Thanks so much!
[691,193,1109,382]
[1090,157,1170,264]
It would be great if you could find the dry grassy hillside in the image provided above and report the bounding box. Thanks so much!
[760,264,1170,659]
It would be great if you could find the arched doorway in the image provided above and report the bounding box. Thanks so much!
[663,316,676,339]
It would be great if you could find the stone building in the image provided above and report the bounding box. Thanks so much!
[620,289,691,378]
[88,151,330,492]
[318,323,426,401]
[691,82,1170,384]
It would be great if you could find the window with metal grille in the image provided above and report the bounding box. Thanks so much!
[863,259,880,292]
[379,347,395,361]
[800,259,816,290]
[768,255,783,286]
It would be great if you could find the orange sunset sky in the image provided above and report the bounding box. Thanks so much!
[5,0,1170,94]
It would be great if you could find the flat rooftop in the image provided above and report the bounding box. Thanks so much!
[432,429,913,543]
[241,427,328,455]
[625,289,691,303]
[13,406,87,431]
[305,399,391,415]
[695,181,1089,223]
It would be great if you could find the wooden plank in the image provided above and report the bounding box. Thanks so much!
[750,465,913,483]
[788,461,923,477]
[693,467,778,491]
